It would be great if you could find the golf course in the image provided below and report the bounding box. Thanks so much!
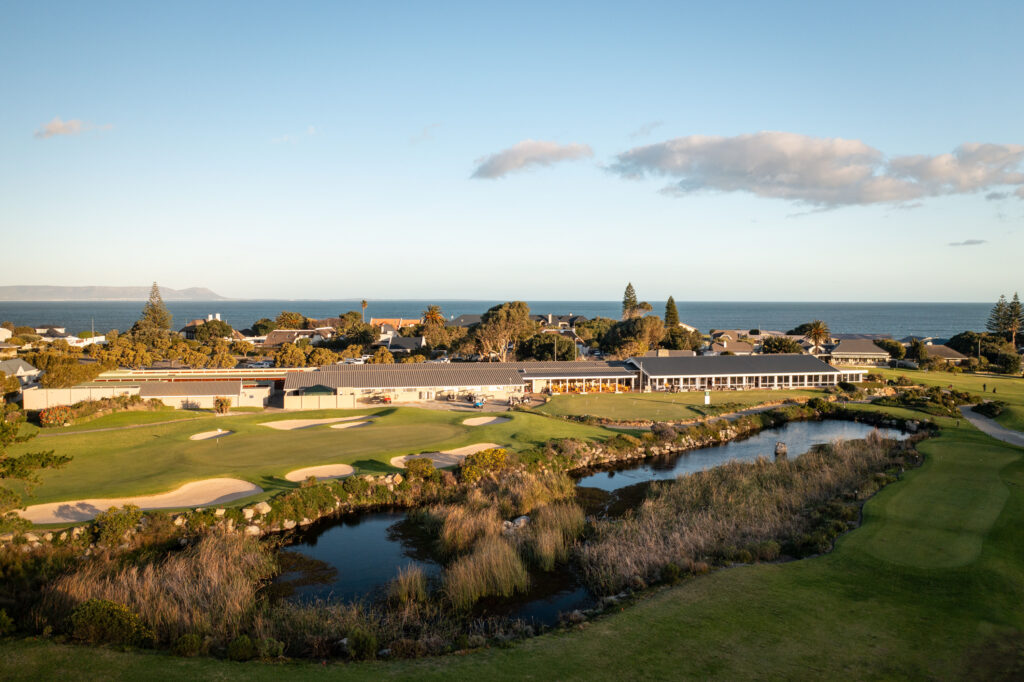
[3,369,1023,679]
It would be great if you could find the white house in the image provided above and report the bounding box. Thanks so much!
[0,358,42,388]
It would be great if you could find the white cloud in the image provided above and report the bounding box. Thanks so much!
[610,131,1024,207]
[272,125,318,144]
[410,123,440,145]
[471,140,593,179]
[948,239,987,247]
[34,116,110,139]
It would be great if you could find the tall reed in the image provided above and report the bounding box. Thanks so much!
[444,536,529,610]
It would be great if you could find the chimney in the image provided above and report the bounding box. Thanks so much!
[215,313,221,321]
[547,314,553,324]
[207,314,213,321]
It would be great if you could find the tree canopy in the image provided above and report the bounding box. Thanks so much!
[275,311,307,330]
[252,318,277,335]
[192,319,233,343]
[873,338,905,360]
[987,293,1023,347]
[518,333,576,361]
[664,296,679,327]
[760,336,804,354]
[1,415,72,530]
[475,301,536,362]
[132,282,172,341]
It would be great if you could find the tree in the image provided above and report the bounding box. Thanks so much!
[132,282,172,341]
[761,336,805,354]
[1,414,72,530]
[987,295,1009,337]
[907,338,929,363]
[274,343,308,367]
[423,305,445,327]
[475,301,536,362]
[603,316,664,357]
[361,300,368,323]
[252,318,277,336]
[804,320,831,349]
[518,333,576,361]
[1007,293,1023,348]
[786,322,816,335]
[622,283,638,320]
[231,341,255,357]
[664,296,680,327]
[873,338,906,360]
[193,319,233,343]
[307,348,339,366]
[662,326,703,351]
[368,346,394,364]
[275,311,306,330]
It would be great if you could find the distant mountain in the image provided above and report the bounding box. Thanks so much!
[0,286,226,301]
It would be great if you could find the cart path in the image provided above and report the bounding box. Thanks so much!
[959,406,1024,448]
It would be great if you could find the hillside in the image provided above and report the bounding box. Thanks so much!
[0,286,225,301]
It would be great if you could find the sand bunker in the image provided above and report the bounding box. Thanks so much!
[328,421,371,430]
[284,464,356,482]
[189,430,234,441]
[462,416,511,426]
[260,416,366,431]
[390,443,502,469]
[19,478,263,524]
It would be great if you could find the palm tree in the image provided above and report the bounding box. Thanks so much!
[422,305,445,326]
[804,320,830,350]
[361,299,368,323]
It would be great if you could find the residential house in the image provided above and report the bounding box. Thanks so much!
[369,318,421,330]
[532,314,587,330]
[641,349,697,358]
[0,328,12,343]
[0,344,16,359]
[450,314,482,328]
[703,339,755,356]
[0,358,42,388]
[828,339,891,366]
[262,328,334,348]
[924,344,968,365]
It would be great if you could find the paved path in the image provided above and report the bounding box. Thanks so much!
[959,406,1024,448]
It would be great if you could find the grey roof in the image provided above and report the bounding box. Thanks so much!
[831,333,893,341]
[830,339,890,356]
[389,336,425,351]
[285,361,634,391]
[641,349,697,357]
[628,354,840,377]
[925,344,967,360]
[139,380,242,397]
[0,358,38,375]
[450,314,482,327]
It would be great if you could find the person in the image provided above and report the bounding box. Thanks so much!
[993,387,997,394]
[983,383,987,392]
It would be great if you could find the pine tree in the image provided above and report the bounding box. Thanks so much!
[987,294,1009,336]
[664,296,680,327]
[622,283,638,320]
[134,282,172,339]
[1007,292,1023,348]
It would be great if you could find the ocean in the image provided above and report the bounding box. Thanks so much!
[0,300,989,340]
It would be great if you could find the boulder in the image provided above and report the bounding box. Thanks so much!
[214,508,226,517]
[392,474,403,485]
[43,532,53,542]
[282,519,297,530]
[0,533,13,543]
[173,516,186,527]
[243,525,261,537]
[299,517,313,526]
[253,501,272,515]
[23,532,39,542]
[242,508,256,520]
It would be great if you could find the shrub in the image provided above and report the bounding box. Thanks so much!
[837,381,857,392]
[93,505,142,547]
[213,397,232,414]
[460,448,510,483]
[0,608,14,636]
[227,634,256,661]
[343,476,370,496]
[38,405,74,427]
[69,599,154,646]
[347,626,378,660]
[404,457,439,482]
[973,401,1006,418]
[173,633,203,657]
[258,637,285,659]
[650,422,678,441]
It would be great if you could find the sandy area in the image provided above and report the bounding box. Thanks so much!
[19,478,263,524]
[462,416,511,426]
[189,430,234,441]
[390,442,502,469]
[260,416,366,431]
[285,464,356,482]
[328,421,371,430]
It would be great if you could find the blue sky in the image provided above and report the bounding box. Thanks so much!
[1,1,1021,301]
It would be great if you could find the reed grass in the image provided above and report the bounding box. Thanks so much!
[444,536,530,610]
[388,564,427,605]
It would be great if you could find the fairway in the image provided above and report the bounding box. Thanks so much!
[535,388,828,422]
[10,408,613,508]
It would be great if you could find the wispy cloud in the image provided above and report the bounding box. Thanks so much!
[948,239,987,247]
[629,121,663,139]
[410,123,441,145]
[34,116,111,139]
[610,131,1024,208]
[271,125,318,144]
[471,140,593,179]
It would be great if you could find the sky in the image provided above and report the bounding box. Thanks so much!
[1,1,1022,301]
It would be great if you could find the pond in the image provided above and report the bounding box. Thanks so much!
[273,419,908,625]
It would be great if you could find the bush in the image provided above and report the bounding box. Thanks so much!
[342,476,370,496]
[404,457,439,482]
[258,637,285,659]
[973,401,1006,418]
[460,448,510,483]
[93,505,143,547]
[173,633,203,657]
[213,397,232,414]
[69,599,154,646]
[0,608,14,636]
[650,422,678,441]
[227,634,256,661]
[347,626,378,660]
[38,405,74,426]
[837,381,857,392]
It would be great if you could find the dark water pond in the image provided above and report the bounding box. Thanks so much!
[274,419,907,624]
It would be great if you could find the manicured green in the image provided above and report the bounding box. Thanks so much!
[10,408,612,506]
[535,388,827,422]
[3,418,1023,680]
[26,409,207,436]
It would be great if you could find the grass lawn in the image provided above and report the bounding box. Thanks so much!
[23,408,209,436]
[535,388,828,422]
[873,367,1024,431]
[9,407,612,507]
[2,416,1023,679]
